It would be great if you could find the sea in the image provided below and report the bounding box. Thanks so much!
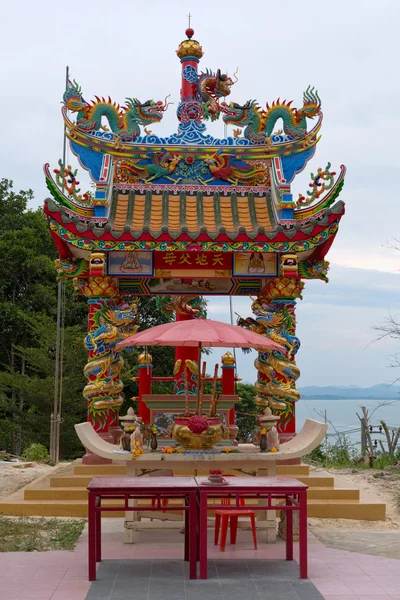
[295,398,400,449]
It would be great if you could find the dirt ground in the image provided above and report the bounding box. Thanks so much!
[0,462,62,499]
[308,464,400,531]
[0,460,399,530]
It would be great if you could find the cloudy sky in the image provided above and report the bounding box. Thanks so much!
[2,0,400,387]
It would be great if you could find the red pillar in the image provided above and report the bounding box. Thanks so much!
[221,352,236,425]
[174,312,199,397]
[137,352,152,424]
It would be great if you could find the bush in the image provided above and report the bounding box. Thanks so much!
[303,443,326,466]
[21,443,50,463]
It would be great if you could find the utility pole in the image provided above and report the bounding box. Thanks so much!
[324,409,328,469]
[360,418,366,456]
[50,65,69,463]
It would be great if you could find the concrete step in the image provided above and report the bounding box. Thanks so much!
[51,473,330,488]
[26,485,357,502]
[307,487,359,500]
[308,499,386,521]
[0,497,385,520]
[73,463,311,477]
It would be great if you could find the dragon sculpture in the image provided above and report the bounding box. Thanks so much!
[298,260,330,282]
[221,87,321,144]
[203,153,268,186]
[55,258,88,281]
[83,300,139,429]
[114,152,181,184]
[237,295,300,417]
[162,295,207,319]
[196,69,236,121]
[63,80,169,141]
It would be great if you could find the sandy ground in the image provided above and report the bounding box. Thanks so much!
[0,460,398,530]
[308,464,400,531]
[0,462,63,500]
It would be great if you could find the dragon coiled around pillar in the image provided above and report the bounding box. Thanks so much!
[196,69,236,121]
[237,296,300,416]
[83,300,139,429]
[63,80,169,141]
[221,86,321,144]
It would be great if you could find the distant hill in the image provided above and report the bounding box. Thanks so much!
[299,384,400,400]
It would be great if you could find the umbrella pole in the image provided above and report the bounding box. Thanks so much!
[196,343,201,415]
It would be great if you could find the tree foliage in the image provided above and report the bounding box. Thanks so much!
[0,179,176,458]
[235,383,258,441]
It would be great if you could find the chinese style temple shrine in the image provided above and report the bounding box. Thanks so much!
[44,27,346,459]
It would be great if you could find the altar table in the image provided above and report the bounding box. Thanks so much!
[195,475,308,579]
[87,476,198,581]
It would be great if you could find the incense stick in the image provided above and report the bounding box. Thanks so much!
[184,367,189,414]
[209,364,219,417]
[198,360,207,416]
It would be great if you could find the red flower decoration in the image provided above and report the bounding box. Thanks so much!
[185,155,195,165]
[187,415,209,434]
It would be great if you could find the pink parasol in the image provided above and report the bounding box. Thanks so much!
[117,318,285,414]
[116,318,284,353]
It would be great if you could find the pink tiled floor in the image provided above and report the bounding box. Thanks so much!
[0,519,399,599]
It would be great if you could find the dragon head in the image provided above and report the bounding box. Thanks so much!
[102,301,140,341]
[221,100,261,126]
[296,86,321,119]
[63,80,88,112]
[215,69,235,98]
[124,97,170,124]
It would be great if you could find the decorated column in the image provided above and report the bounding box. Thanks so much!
[137,351,152,424]
[238,277,304,442]
[221,351,236,425]
[75,255,139,463]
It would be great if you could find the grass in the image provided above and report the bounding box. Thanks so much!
[0,516,86,552]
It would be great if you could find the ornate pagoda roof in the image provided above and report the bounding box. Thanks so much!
[44,28,346,262]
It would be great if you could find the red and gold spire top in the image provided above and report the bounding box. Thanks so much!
[176,15,203,60]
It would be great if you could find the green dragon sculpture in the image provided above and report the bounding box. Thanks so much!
[237,295,301,419]
[55,258,88,281]
[298,260,330,282]
[114,152,181,184]
[221,86,321,143]
[63,80,168,141]
[83,300,139,430]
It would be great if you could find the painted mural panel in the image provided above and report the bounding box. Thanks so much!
[233,252,278,277]
[108,251,153,276]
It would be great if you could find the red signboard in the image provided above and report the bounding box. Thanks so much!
[154,252,232,278]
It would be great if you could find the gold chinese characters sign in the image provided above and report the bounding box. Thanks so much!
[108,251,278,279]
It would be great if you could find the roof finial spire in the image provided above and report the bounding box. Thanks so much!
[185,13,194,39]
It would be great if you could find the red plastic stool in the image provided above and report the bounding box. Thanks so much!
[214,496,257,551]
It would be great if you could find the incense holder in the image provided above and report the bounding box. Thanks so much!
[171,416,224,449]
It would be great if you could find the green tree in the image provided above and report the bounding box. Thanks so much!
[0,180,58,454]
[235,383,258,441]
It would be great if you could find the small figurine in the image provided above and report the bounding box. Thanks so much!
[255,407,280,452]
[132,424,143,451]
[119,407,142,451]
[266,423,280,452]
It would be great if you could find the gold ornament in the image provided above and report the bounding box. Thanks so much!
[138,351,152,365]
[221,351,235,366]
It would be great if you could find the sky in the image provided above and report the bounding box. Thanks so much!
[1,0,400,388]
